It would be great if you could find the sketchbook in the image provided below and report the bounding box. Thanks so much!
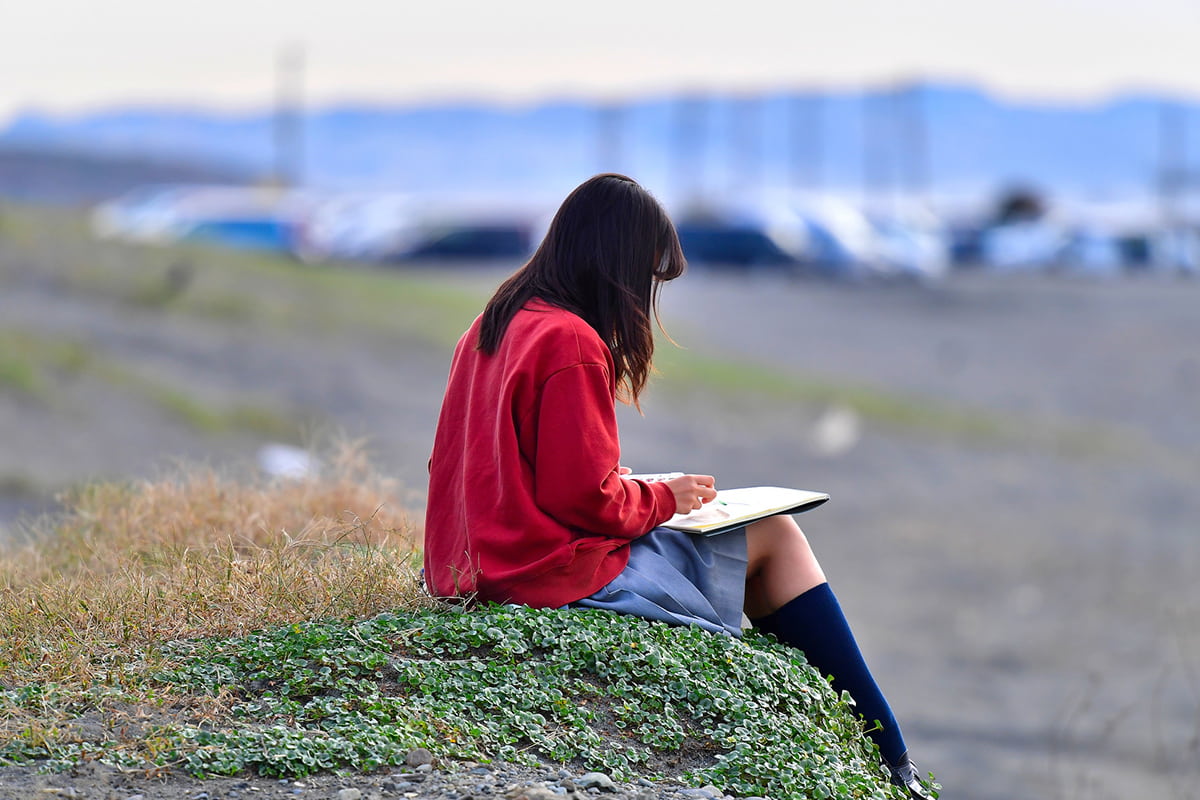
[625,475,830,536]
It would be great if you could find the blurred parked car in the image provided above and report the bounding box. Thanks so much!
[674,217,797,268]
[669,196,951,282]
[793,198,950,282]
[1057,226,1125,276]
[1151,227,1200,274]
[92,184,310,254]
[294,192,420,263]
[390,222,533,262]
[978,220,1066,271]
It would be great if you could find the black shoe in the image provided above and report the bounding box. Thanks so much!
[889,752,936,799]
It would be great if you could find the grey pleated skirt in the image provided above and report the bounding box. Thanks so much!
[570,525,749,636]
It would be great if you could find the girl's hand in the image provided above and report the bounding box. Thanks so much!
[665,474,717,514]
[618,466,632,475]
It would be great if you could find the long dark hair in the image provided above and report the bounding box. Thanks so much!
[478,174,686,405]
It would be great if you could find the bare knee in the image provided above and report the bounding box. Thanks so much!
[744,516,827,619]
[746,516,821,574]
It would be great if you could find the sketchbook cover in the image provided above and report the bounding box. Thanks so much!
[662,486,830,536]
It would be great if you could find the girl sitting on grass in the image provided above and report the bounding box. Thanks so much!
[424,173,935,799]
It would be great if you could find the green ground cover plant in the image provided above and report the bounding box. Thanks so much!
[0,445,914,799]
[150,606,906,799]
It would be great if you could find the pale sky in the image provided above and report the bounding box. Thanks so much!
[4,0,1200,122]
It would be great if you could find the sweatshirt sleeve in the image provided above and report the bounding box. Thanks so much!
[532,362,676,538]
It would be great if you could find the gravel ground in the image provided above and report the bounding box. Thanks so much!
[3,248,1198,800]
[0,755,730,800]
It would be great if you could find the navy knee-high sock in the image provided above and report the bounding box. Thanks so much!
[752,582,907,766]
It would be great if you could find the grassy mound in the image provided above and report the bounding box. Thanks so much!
[0,449,911,799]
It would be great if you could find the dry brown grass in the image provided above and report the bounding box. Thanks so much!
[0,442,428,689]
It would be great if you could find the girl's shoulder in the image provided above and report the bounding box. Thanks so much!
[512,301,609,368]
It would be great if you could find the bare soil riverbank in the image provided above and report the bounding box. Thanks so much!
[0,757,721,800]
[3,215,1198,800]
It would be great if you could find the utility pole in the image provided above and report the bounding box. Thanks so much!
[1157,101,1187,230]
[897,80,930,208]
[789,92,824,195]
[596,102,624,174]
[861,87,894,217]
[728,93,762,197]
[274,43,305,188]
[672,93,708,208]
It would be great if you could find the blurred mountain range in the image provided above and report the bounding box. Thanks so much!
[2,82,1198,208]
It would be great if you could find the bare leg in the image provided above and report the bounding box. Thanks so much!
[744,516,919,790]
[743,515,827,619]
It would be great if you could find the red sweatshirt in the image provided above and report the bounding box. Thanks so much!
[424,299,677,607]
